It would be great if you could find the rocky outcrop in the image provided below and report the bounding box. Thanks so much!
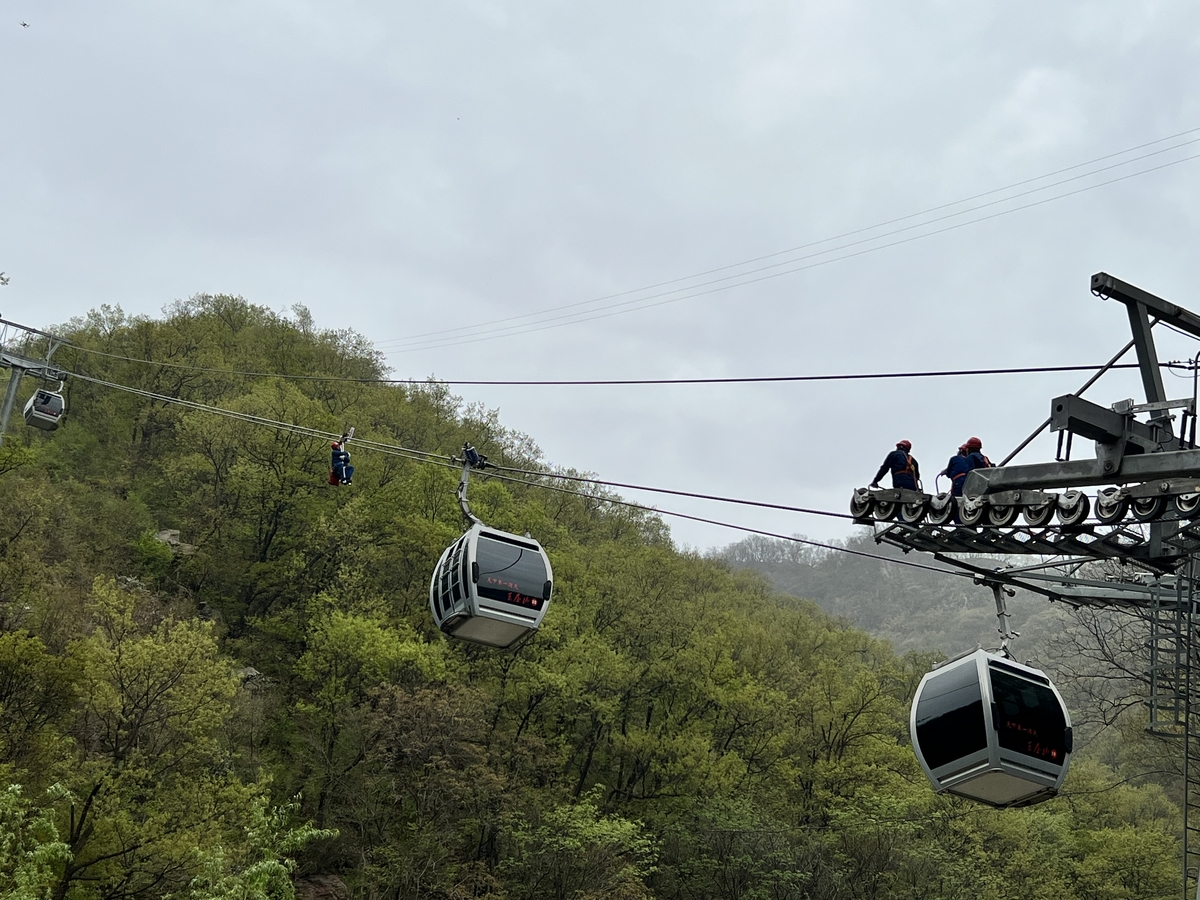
[294,874,349,900]
[154,529,197,555]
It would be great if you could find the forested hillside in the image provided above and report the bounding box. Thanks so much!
[0,297,1186,899]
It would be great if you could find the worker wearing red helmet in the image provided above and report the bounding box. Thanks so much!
[870,439,920,490]
[940,437,991,497]
[964,436,992,471]
[940,443,972,496]
[330,435,354,486]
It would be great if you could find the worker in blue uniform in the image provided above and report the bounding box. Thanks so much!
[941,444,972,496]
[870,440,920,490]
[964,436,991,470]
[330,436,354,486]
[941,437,992,497]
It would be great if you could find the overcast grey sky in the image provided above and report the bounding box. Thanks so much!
[3,2,1200,550]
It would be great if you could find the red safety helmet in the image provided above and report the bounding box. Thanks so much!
[965,436,982,450]
[896,439,912,450]
[331,442,341,449]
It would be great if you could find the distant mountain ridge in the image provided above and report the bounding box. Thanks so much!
[717,530,1071,662]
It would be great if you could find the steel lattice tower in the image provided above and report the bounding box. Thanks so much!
[861,274,1200,899]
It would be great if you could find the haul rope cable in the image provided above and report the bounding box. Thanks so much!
[395,127,1200,345]
[65,331,1179,519]
[73,370,1167,579]
[480,468,967,578]
[387,126,1200,346]
[69,365,1181,547]
[69,371,850,519]
[490,463,850,519]
[69,373,437,466]
[70,371,968,579]
[69,361,1144,527]
[62,329,1188,523]
[378,153,1200,352]
[377,130,1200,350]
[55,342,1186,385]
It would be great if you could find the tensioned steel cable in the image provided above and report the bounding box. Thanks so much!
[70,373,442,466]
[1160,321,1200,344]
[480,468,968,578]
[377,128,1200,349]
[379,152,1200,352]
[71,371,851,519]
[70,361,1177,525]
[999,335,1143,466]
[59,368,1091,525]
[73,369,1156,582]
[490,463,852,520]
[59,344,1185,386]
[71,374,319,432]
[70,371,968,579]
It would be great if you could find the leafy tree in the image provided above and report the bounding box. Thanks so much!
[500,787,657,900]
[0,632,76,775]
[48,579,257,899]
[186,797,334,900]
[0,782,70,900]
[357,683,511,898]
[292,605,445,829]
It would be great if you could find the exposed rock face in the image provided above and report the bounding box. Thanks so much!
[154,529,197,555]
[294,875,349,900]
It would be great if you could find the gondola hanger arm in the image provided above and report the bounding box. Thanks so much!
[455,442,490,526]
[976,577,1019,657]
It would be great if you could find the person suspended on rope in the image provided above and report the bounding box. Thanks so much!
[330,434,354,486]
[870,440,920,490]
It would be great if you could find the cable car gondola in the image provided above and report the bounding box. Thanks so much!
[23,385,65,431]
[429,445,553,649]
[910,647,1072,808]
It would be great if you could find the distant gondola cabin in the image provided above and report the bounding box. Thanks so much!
[429,522,553,649]
[910,648,1072,808]
[23,388,65,431]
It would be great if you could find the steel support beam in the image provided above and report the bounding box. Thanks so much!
[0,351,65,380]
[1092,272,1200,340]
[1050,394,1160,449]
[921,552,1170,607]
[1127,299,1171,418]
[963,448,1200,494]
[0,366,25,446]
[1092,272,1183,437]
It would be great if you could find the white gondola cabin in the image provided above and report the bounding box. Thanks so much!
[910,648,1072,808]
[23,388,65,431]
[429,521,553,649]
